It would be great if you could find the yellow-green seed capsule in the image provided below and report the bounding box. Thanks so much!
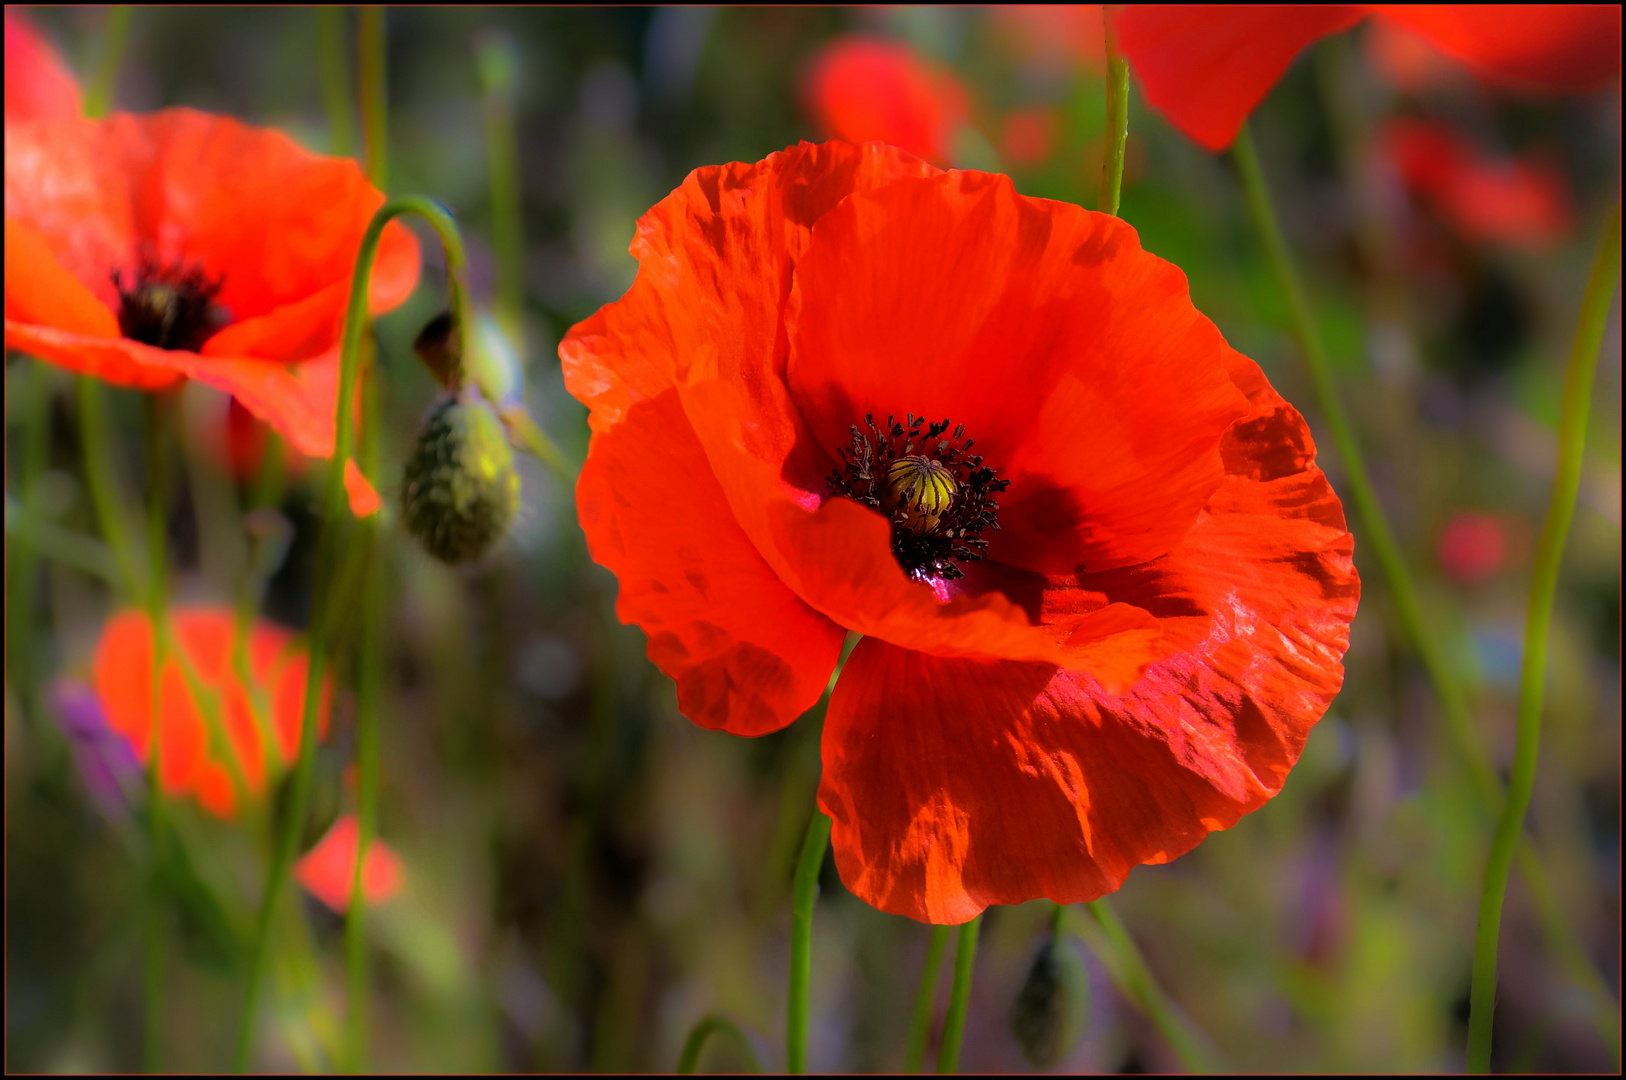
[401,391,520,564]
[882,455,957,536]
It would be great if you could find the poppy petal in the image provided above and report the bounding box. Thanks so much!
[785,170,1250,575]
[4,9,82,124]
[4,219,118,339]
[561,140,938,440]
[1375,4,1622,93]
[1112,5,1367,151]
[344,460,382,517]
[819,347,1357,922]
[295,815,404,913]
[578,388,845,735]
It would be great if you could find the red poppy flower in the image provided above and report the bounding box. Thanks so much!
[4,107,420,474]
[295,815,404,913]
[1001,107,1059,168]
[1383,117,1572,249]
[4,8,81,125]
[1437,511,1507,583]
[802,39,970,166]
[1114,5,1622,151]
[561,141,1359,922]
[92,607,331,818]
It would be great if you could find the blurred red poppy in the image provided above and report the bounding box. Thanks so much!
[992,5,1107,73]
[1437,511,1507,583]
[92,607,331,818]
[4,108,420,479]
[562,141,1359,923]
[1001,107,1059,168]
[1114,5,1622,151]
[802,38,969,165]
[295,815,404,913]
[1384,117,1572,249]
[4,8,80,124]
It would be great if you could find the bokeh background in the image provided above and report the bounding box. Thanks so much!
[5,6,1619,1073]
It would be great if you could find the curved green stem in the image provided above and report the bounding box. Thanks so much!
[787,809,831,1074]
[232,196,471,1072]
[1097,23,1129,217]
[345,355,386,1074]
[1233,120,1620,1063]
[316,6,353,159]
[677,1014,764,1074]
[358,6,388,191]
[934,915,981,1074]
[1467,205,1621,1074]
[903,924,950,1073]
[84,5,132,118]
[76,378,144,599]
[477,32,525,348]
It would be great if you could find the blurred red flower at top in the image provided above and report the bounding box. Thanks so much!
[561,140,1359,922]
[295,815,405,913]
[4,8,81,124]
[93,607,331,818]
[1114,5,1622,151]
[991,5,1107,73]
[4,107,420,466]
[1383,117,1572,249]
[802,38,969,165]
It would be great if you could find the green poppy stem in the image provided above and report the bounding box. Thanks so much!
[903,924,951,1073]
[83,5,132,118]
[1097,24,1130,217]
[477,32,525,350]
[934,915,981,1074]
[677,1014,765,1073]
[1466,204,1621,1074]
[787,808,831,1073]
[358,6,388,192]
[316,6,353,158]
[1233,120,1620,1064]
[232,196,471,1072]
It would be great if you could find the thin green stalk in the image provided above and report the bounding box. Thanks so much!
[477,32,525,349]
[345,358,386,1074]
[903,924,951,1073]
[1081,900,1211,1072]
[1467,205,1621,1074]
[76,378,144,599]
[4,499,120,585]
[505,407,579,481]
[232,195,472,1072]
[787,809,831,1074]
[934,915,981,1074]
[1097,24,1129,217]
[141,390,176,1074]
[316,7,353,158]
[677,1014,765,1074]
[358,6,387,191]
[84,5,132,118]
[1233,120,1620,1061]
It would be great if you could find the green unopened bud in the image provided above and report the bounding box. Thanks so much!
[401,391,520,563]
[1010,936,1090,1068]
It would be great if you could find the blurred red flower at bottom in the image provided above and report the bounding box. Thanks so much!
[1438,511,1507,582]
[93,608,331,818]
[1384,118,1572,249]
[296,815,404,913]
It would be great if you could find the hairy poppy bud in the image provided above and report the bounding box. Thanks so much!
[1010,935,1089,1068]
[401,390,520,563]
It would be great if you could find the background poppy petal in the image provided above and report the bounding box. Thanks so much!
[802,38,969,165]
[1113,5,1368,151]
[578,389,845,735]
[4,219,119,339]
[295,815,404,913]
[1375,4,1621,93]
[4,9,82,124]
[785,170,1249,574]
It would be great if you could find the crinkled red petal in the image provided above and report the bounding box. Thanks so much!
[819,348,1358,922]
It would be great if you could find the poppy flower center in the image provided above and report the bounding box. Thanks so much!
[112,255,226,352]
[827,413,1009,581]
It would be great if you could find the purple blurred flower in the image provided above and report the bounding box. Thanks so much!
[52,679,142,822]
